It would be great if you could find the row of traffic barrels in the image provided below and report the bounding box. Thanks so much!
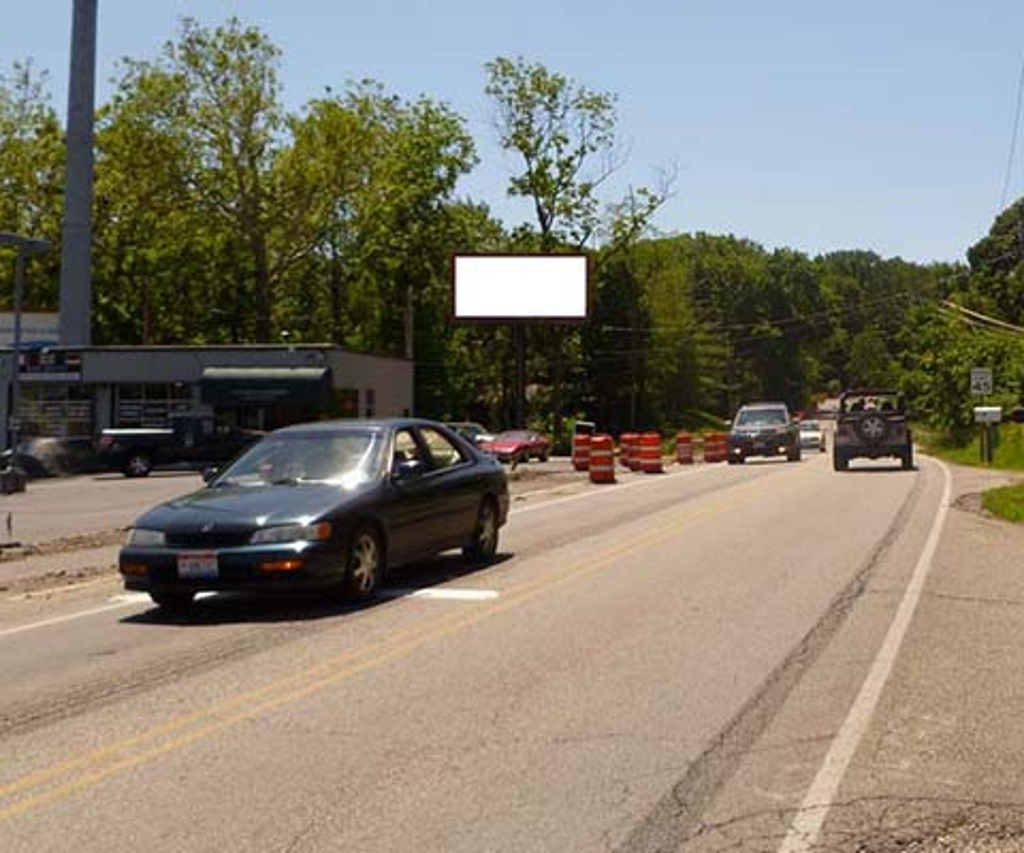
[572,430,732,481]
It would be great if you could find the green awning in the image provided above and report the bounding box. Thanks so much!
[199,366,331,406]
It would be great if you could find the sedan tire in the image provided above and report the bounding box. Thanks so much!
[463,498,499,564]
[344,527,383,600]
[124,453,153,478]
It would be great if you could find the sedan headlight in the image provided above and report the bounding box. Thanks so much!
[126,528,166,547]
[250,522,333,545]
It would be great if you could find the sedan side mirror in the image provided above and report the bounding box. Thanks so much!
[392,458,425,481]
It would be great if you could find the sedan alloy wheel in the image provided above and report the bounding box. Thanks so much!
[345,528,382,598]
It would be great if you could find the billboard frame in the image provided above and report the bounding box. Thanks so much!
[450,252,591,324]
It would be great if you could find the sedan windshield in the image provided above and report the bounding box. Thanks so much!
[735,410,787,427]
[213,432,383,487]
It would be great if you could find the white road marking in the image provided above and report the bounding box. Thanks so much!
[108,591,217,604]
[0,591,220,639]
[0,600,141,638]
[108,593,152,604]
[777,458,952,853]
[381,588,500,602]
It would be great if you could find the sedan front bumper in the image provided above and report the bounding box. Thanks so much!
[119,540,348,595]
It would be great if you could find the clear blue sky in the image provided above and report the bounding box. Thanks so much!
[4,0,1024,264]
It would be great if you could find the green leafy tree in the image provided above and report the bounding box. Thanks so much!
[0,61,63,307]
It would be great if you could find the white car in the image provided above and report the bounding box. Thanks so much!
[798,419,826,452]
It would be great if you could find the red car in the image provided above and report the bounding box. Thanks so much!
[480,430,550,464]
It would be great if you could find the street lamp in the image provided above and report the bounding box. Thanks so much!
[0,232,53,456]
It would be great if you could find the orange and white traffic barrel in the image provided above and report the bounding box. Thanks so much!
[628,433,645,470]
[703,431,727,463]
[639,432,664,474]
[572,433,591,471]
[675,431,693,465]
[588,434,616,484]
[619,432,637,468]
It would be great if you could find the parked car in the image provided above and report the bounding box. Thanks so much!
[96,415,262,477]
[798,419,826,453]
[727,402,802,464]
[832,388,913,471]
[1,437,102,479]
[446,421,496,449]
[119,418,510,611]
[479,429,550,464]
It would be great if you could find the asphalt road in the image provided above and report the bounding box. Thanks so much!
[0,453,1018,852]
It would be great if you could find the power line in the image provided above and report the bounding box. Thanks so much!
[1000,54,1024,211]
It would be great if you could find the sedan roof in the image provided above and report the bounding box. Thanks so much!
[272,418,444,436]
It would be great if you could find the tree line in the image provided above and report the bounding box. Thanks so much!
[1,17,1022,447]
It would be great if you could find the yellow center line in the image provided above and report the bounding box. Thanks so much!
[0,468,804,821]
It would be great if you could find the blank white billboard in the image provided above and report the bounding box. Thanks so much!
[453,254,588,320]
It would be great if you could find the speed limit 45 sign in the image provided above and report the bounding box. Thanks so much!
[971,368,993,396]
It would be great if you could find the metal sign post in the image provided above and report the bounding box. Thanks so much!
[0,233,53,488]
[974,406,1002,464]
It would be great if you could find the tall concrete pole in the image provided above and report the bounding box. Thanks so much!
[59,0,98,346]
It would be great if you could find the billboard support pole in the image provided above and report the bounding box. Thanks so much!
[514,323,527,429]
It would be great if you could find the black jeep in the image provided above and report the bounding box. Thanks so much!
[833,389,913,471]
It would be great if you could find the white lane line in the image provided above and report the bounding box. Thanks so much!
[380,588,499,602]
[0,600,141,638]
[777,458,953,853]
[0,591,219,639]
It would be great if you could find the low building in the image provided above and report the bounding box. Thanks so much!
[1,344,413,446]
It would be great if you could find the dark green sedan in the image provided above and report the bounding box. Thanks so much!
[119,418,510,611]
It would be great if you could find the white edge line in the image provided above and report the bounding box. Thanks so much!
[777,458,953,853]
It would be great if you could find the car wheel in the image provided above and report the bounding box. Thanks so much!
[833,451,848,472]
[902,446,914,470]
[538,452,549,463]
[150,591,195,612]
[463,498,499,564]
[344,527,383,600]
[124,453,152,478]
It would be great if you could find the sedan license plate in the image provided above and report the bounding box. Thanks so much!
[177,551,219,580]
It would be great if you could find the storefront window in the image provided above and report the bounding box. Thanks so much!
[115,382,192,427]
[19,384,94,439]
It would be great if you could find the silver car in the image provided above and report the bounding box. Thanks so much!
[798,419,826,453]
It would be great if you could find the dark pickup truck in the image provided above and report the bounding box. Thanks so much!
[96,416,262,477]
